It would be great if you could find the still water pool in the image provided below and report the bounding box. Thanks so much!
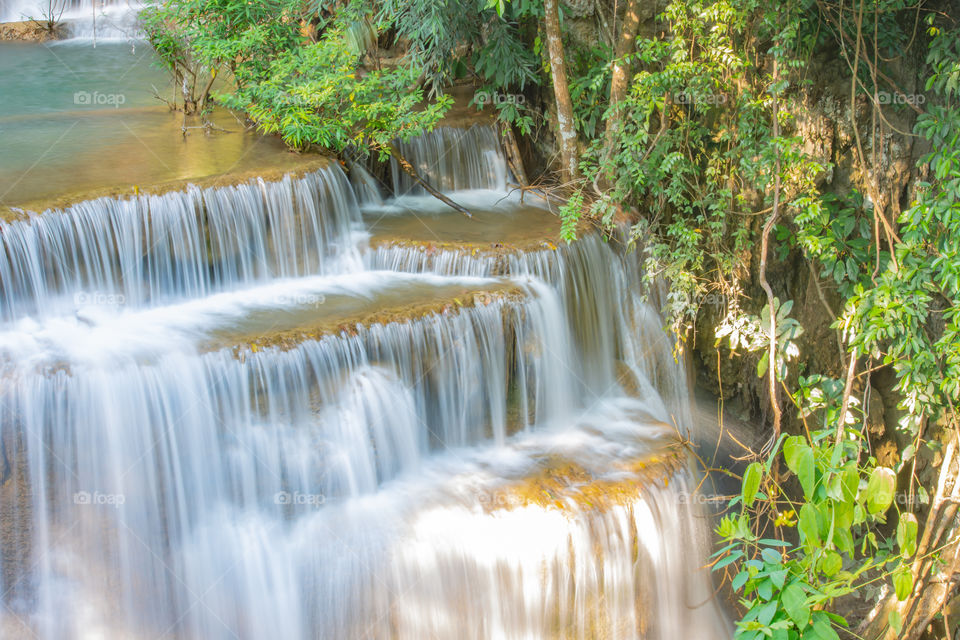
[0,40,304,207]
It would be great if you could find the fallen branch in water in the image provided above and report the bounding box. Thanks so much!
[495,183,551,207]
[386,143,472,218]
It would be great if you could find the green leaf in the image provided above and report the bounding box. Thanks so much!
[714,550,743,571]
[840,464,859,505]
[769,569,787,589]
[757,351,769,378]
[780,583,810,628]
[742,462,763,508]
[783,436,805,470]
[759,539,791,547]
[732,570,749,591]
[783,436,815,498]
[866,467,896,515]
[820,550,842,577]
[889,610,902,634]
[833,500,854,529]
[757,578,773,601]
[812,617,840,640]
[757,600,778,625]
[833,527,854,555]
[798,503,820,546]
[893,565,913,601]
[761,548,782,564]
[897,513,918,557]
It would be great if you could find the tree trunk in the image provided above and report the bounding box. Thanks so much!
[544,0,580,184]
[498,120,529,187]
[600,0,642,182]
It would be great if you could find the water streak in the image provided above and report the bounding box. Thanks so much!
[391,125,509,195]
[0,168,361,322]
[0,123,726,639]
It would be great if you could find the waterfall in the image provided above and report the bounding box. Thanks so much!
[348,162,385,208]
[390,125,509,195]
[0,124,728,638]
[366,235,691,426]
[0,168,362,323]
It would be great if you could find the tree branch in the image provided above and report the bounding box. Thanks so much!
[386,143,472,218]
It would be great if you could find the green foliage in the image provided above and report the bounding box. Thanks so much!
[846,19,960,440]
[553,0,958,635]
[715,427,917,640]
[377,0,540,131]
[558,191,584,242]
[567,45,611,138]
[716,298,804,381]
[564,0,824,336]
[792,192,882,298]
[152,0,303,78]
[140,5,189,76]
[221,30,450,152]
[142,0,452,155]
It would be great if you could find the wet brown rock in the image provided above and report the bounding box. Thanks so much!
[481,442,686,514]
[221,284,528,356]
[0,20,63,42]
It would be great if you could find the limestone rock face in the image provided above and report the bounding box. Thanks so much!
[562,0,595,18]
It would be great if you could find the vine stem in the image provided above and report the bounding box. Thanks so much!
[759,56,782,442]
[834,346,859,448]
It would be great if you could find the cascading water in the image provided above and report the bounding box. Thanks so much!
[390,125,509,195]
[0,168,362,322]
[0,125,729,638]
